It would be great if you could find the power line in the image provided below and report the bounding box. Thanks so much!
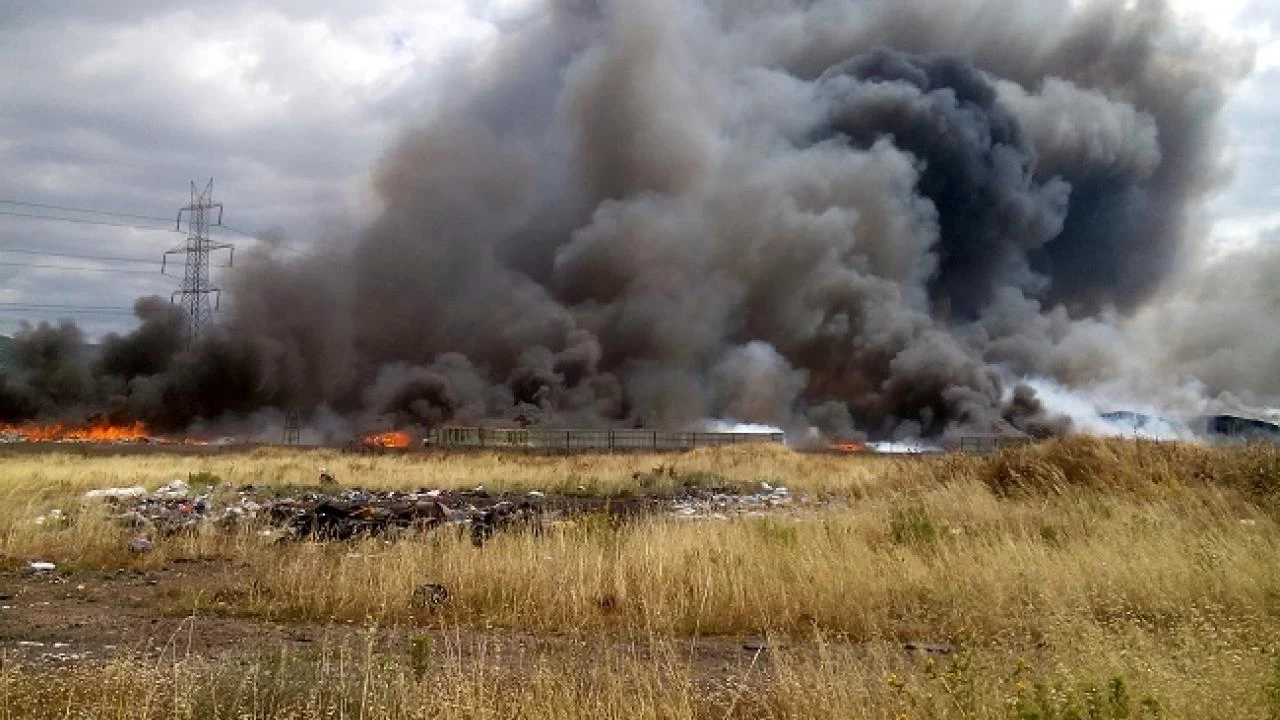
[0,310,136,316]
[0,260,165,276]
[0,302,137,316]
[0,302,135,309]
[224,235,354,270]
[0,310,137,317]
[0,197,253,238]
[0,209,179,233]
[0,246,157,264]
[0,198,173,223]
[220,224,258,238]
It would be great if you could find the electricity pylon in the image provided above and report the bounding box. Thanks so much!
[164,179,233,343]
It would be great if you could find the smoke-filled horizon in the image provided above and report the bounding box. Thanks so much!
[1,0,1272,442]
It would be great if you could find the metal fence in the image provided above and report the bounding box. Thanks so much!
[957,436,1034,454]
[429,427,785,452]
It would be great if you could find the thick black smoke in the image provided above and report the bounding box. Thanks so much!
[0,320,91,419]
[0,0,1261,439]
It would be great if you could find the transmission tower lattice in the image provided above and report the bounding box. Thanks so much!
[164,180,233,342]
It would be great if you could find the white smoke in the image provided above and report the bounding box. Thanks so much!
[699,419,785,434]
[1015,377,1196,441]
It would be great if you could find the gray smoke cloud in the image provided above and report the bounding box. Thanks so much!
[0,0,1264,440]
[1133,231,1280,414]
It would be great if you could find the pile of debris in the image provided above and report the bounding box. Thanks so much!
[80,480,555,547]
[268,489,545,546]
[76,474,820,546]
[669,482,828,520]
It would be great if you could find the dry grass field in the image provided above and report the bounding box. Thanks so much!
[1,439,1279,718]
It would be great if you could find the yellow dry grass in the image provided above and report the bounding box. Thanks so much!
[0,441,849,496]
[1,438,1279,718]
[0,624,1276,719]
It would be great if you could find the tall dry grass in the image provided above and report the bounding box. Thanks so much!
[0,442,859,498]
[1,626,1276,719]
[0,439,1274,638]
[176,480,1275,639]
[2,438,1280,718]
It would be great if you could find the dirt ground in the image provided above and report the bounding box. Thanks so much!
[0,558,808,675]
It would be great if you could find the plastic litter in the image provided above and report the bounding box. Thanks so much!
[34,509,65,526]
[77,476,823,544]
[412,583,449,607]
[154,480,190,499]
[84,487,147,500]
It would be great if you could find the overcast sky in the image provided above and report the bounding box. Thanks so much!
[0,0,1275,339]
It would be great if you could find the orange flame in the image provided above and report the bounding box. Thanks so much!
[0,421,150,443]
[830,441,869,454]
[363,431,413,449]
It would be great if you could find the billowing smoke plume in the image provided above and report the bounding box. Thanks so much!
[1134,231,1280,415]
[0,0,1263,439]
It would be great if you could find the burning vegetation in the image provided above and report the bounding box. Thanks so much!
[0,421,217,446]
[0,421,150,444]
[362,431,414,450]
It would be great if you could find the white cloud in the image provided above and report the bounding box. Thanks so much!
[1158,0,1280,256]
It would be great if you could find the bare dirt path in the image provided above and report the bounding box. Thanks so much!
[0,560,311,663]
[0,560,784,676]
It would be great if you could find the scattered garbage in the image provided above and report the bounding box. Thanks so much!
[470,501,543,547]
[287,495,452,541]
[84,487,147,500]
[34,509,66,526]
[668,485,808,520]
[27,561,56,572]
[154,480,190,500]
[903,641,954,655]
[41,651,91,663]
[75,476,824,545]
[319,468,336,485]
[412,583,449,608]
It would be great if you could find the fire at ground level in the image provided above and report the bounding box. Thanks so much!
[0,421,905,454]
[2,410,1278,456]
